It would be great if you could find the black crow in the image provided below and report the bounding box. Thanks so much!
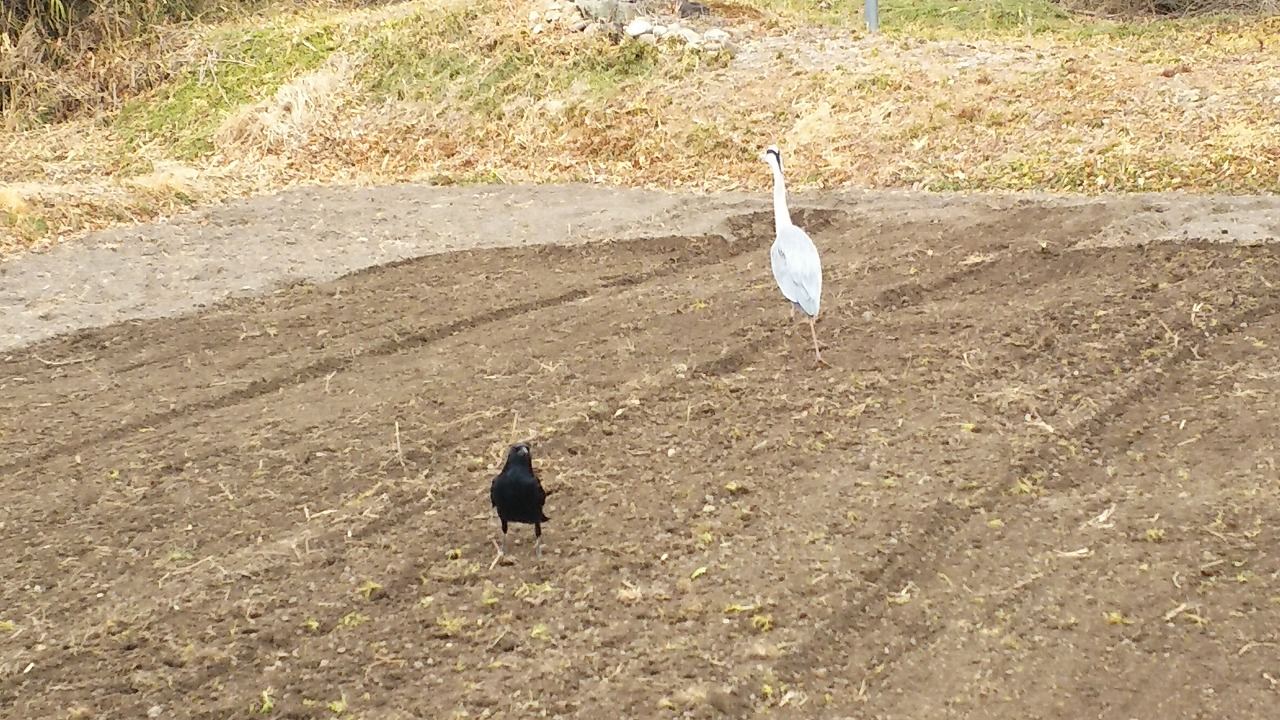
[489,442,549,556]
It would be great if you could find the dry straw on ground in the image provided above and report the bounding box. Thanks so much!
[214,51,359,156]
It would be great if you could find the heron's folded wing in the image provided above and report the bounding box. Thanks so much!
[772,226,822,315]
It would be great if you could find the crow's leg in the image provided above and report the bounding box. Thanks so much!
[534,522,543,557]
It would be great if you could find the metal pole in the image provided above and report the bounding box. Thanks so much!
[866,0,879,33]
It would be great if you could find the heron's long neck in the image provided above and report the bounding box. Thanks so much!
[770,164,792,233]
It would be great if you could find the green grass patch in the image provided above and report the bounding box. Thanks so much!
[931,150,1276,194]
[2,211,50,241]
[114,19,341,159]
[744,0,868,27]
[356,4,483,102]
[747,0,1252,39]
[111,0,672,159]
[744,0,1075,32]
[878,0,1074,36]
[357,3,666,118]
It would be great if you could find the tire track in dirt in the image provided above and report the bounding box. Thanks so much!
[694,204,1116,378]
[1,204,1230,717]
[742,239,1280,702]
[0,228,787,705]
[854,245,1280,716]
[1,215,847,697]
[0,206,962,701]
[9,193,1280,718]
[1,210,851,486]
[260,208,1122,706]
[0,202,1049,478]
[291,206,1123,564]
[189,214,854,553]
[0,231,769,476]
[1003,243,1280,492]
[772,241,1280,702]
[0,204,1096,649]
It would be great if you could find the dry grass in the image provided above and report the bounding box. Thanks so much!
[1,0,1279,257]
[1062,0,1280,16]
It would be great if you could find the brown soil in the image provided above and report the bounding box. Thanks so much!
[2,186,1280,718]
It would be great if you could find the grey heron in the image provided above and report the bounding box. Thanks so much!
[761,145,825,364]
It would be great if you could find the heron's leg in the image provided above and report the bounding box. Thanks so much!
[790,303,797,320]
[809,316,828,366]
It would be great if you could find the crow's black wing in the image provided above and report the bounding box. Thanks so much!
[529,469,549,522]
[490,470,505,509]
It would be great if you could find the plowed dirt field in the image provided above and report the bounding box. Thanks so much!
[3,186,1279,718]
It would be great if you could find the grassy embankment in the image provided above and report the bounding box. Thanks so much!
[1,0,1277,255]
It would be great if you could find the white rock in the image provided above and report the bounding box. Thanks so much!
[652,24,667,37]
[703,28,730,43]
[545,10,561,22]
[529,10,541,23]
[638,33,657,45]
[674,27,701,45]
[625,18,653,37]
[572,19,590,31]
[532,22,545,34]
[702,40,724,52]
